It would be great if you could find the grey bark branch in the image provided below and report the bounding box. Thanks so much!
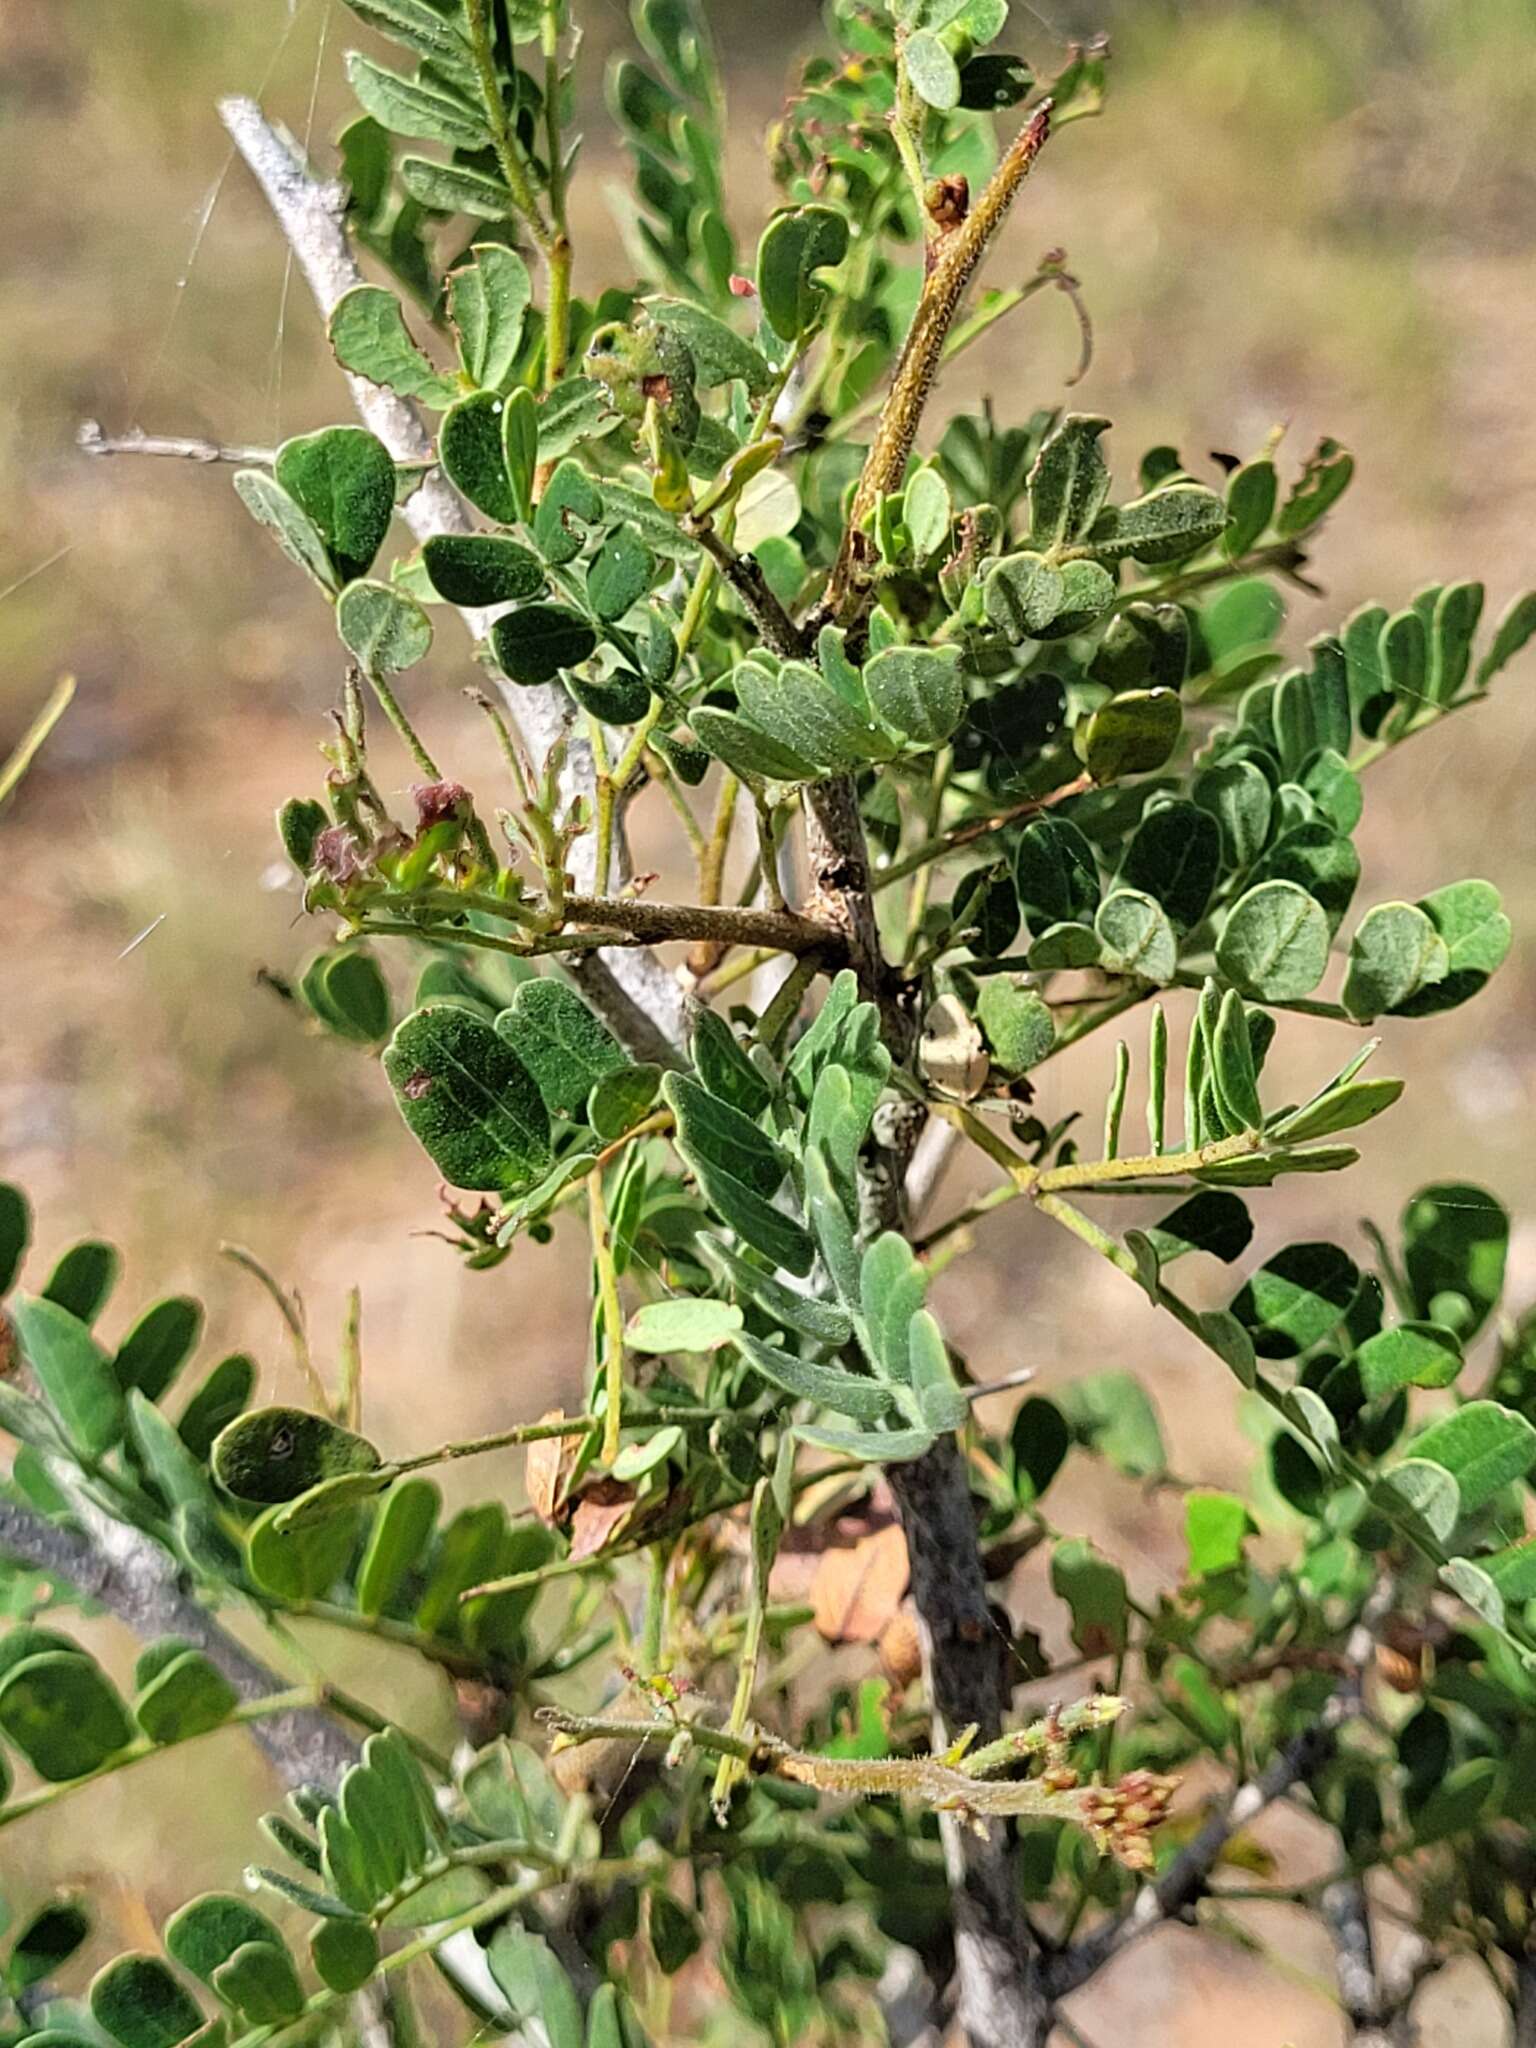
[215,95,687,1054]
[0,1494,357,1791]
[802,767,1048,2048]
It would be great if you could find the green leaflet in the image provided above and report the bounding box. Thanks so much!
[1217,880,1330,1001]
[662,1072,814,1275]
[756,205,849,340]
[384,1003,553,1191]
[496,979,628,1121]
[447,244,531,392]
[11,1296,125,1456]
[274,426,396,586]
[730,1327,893,1425]
[329,286,458,407]
[1407,1402,1536,1514]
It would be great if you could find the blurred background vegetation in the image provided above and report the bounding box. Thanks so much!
[3,0,1535,2037]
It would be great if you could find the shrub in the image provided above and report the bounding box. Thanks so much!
[5,4,1536,2045]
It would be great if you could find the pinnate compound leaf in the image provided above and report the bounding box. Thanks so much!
[385,1003,553,1191]
[1216,880,1330,1001]
[90,1956,204,2048]
[329,286,457,407]
[273,427,396,585]
[336,579,432,674]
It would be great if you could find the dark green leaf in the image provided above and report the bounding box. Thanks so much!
[440,392,517,522]
[1271,1076,1402,1143]
[177,1353,255,1461]
[1275,437,1353,537]
[114,1296,202,1402]
[7,1898,92,1990]
[1255,822,1359,935]
[135,1651,238,1744]
[733,659,891,773]
[533,458,604,564]
[90,1956,204,2048]
[1009,1397,1069,1504]
[587,523,655,622]
[497,980,627,1120]
[1014,815,1099,929]
[491,604,598,687]
[1121,801,1220,930]
[1089,483,1225,565]
[422,534,543,607]
[648,1890,702,1974]
[1080,688,1182,782]
[384,1003,553,1191]
[42,1239,118,1323]
[1193,760,1271,871]
[1145,1191,1252,1265]
[691,705,819,783]
[0,1651,134,1781]
[692,1008,773,1118]
[1222,458,1277,557]
[165,1895,279,1989]
[1027,414,1110,551]
[0,1180,30,1296]
[1400,1182,1508,1340]
[212,1405,382,1506]
[274,427,395,585]
[310,1918,380,1995]
[212,1941,304,2026]
[663,1074,813,1275]
[588,1063,663,1141]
